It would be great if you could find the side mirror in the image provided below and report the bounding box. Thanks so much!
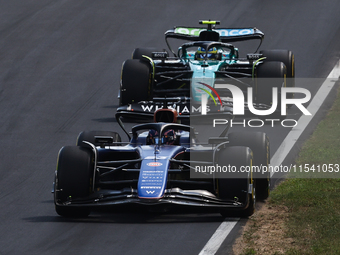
[95,136,114,148]
[208,137,228,145]
[151,52,168,59]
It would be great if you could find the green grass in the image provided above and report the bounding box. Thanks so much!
[269,85,340,254]
[241,248,257,255]
[270,178,340,254]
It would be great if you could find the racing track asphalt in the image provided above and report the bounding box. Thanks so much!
[1,1,340,254]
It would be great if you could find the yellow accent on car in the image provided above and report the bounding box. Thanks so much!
[252,57,267,80]
[201,20,218,25]
[142,55,155,78]
[292,54,295,77]
[142,55,155,97]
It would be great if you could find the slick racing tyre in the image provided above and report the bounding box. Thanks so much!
[216,146,255,217]
[228,132,270,200]
[260,49,295,98]
[54,146,94,217]
[119,59,151,106]
[256,61,286,118]
[76,131,122,147]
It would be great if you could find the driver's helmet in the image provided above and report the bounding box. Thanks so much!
[196,47,218,60]
[147,129,176,145]
[162,129,176,145]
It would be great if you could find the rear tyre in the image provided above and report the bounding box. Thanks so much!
[76,131,122,146]
[120,59,151,106]
[256,61,286,118]
[216,146,255,217]
[54,146,94,217]
[260,49,295,98]
[228,132,270,200]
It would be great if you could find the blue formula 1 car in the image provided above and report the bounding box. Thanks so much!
[53,108,270,217]
[117,20,295,121]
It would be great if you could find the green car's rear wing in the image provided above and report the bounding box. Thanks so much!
[164,21,264,56]
[165,27,264,42]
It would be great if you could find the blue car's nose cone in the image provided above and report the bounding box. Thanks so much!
[137,145,184,199]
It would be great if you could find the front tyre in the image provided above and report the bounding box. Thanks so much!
[216,146,255,217]
[256,61,286,119]
[54,146,94,217]
[228,132,270,200]
[260,49,295,99]
[120,59,151,106]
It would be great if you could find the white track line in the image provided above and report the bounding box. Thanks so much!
[198,220,239,255]
[198,60,340,255]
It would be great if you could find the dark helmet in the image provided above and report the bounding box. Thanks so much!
[147,129,176,145]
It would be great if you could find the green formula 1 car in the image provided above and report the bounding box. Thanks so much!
[117,20,294,121]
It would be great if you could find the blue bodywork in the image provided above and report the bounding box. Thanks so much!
[54,121,251,208]
[53,115,266,219]
[137,145,184,199]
